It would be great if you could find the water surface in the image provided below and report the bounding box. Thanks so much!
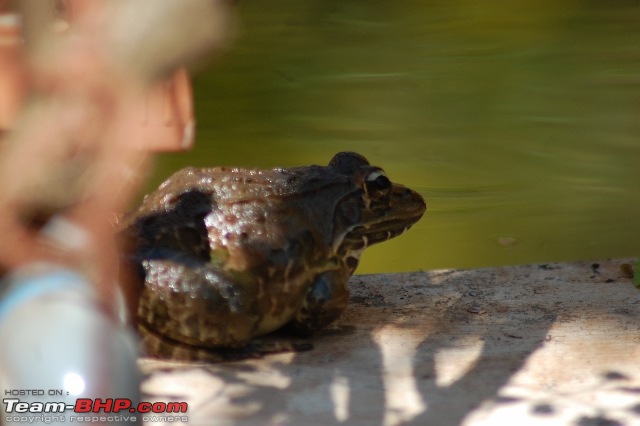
[152,0,640,273]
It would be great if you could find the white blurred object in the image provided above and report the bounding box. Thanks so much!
[0,264,140,425]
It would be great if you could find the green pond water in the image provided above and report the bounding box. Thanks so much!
[151,0,640,274]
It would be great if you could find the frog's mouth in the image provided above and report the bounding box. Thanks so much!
[335,183,426,252]
[344,213,423,248]
[343,208,426,250]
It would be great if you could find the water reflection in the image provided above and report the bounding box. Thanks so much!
[151,0,640,273]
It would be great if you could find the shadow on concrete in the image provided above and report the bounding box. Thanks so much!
[140,260,640,426]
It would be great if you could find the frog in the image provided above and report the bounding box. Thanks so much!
[118,152,426,360]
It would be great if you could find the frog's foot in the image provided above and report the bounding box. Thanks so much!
[290,270,350,335]
[139,324,312,363]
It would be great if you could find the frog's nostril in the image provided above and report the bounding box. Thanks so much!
[401,188,414,199]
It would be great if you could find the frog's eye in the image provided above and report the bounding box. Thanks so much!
[365,170,391,197]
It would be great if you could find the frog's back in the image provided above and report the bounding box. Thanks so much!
[126,164,346,215]
[118,164,354,272]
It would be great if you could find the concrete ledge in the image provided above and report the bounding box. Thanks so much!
[139,259,640,426]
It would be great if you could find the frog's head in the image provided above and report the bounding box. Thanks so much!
[327,152,426,258]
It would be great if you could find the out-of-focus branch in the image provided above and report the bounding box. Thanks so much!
[0,0,236,315]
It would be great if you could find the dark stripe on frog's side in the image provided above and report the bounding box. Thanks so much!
[119,190,212,265]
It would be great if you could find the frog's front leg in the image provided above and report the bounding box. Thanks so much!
[289,269,350,335]
[137,257,260,353]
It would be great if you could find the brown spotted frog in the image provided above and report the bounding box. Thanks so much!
[118,152,426,359]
